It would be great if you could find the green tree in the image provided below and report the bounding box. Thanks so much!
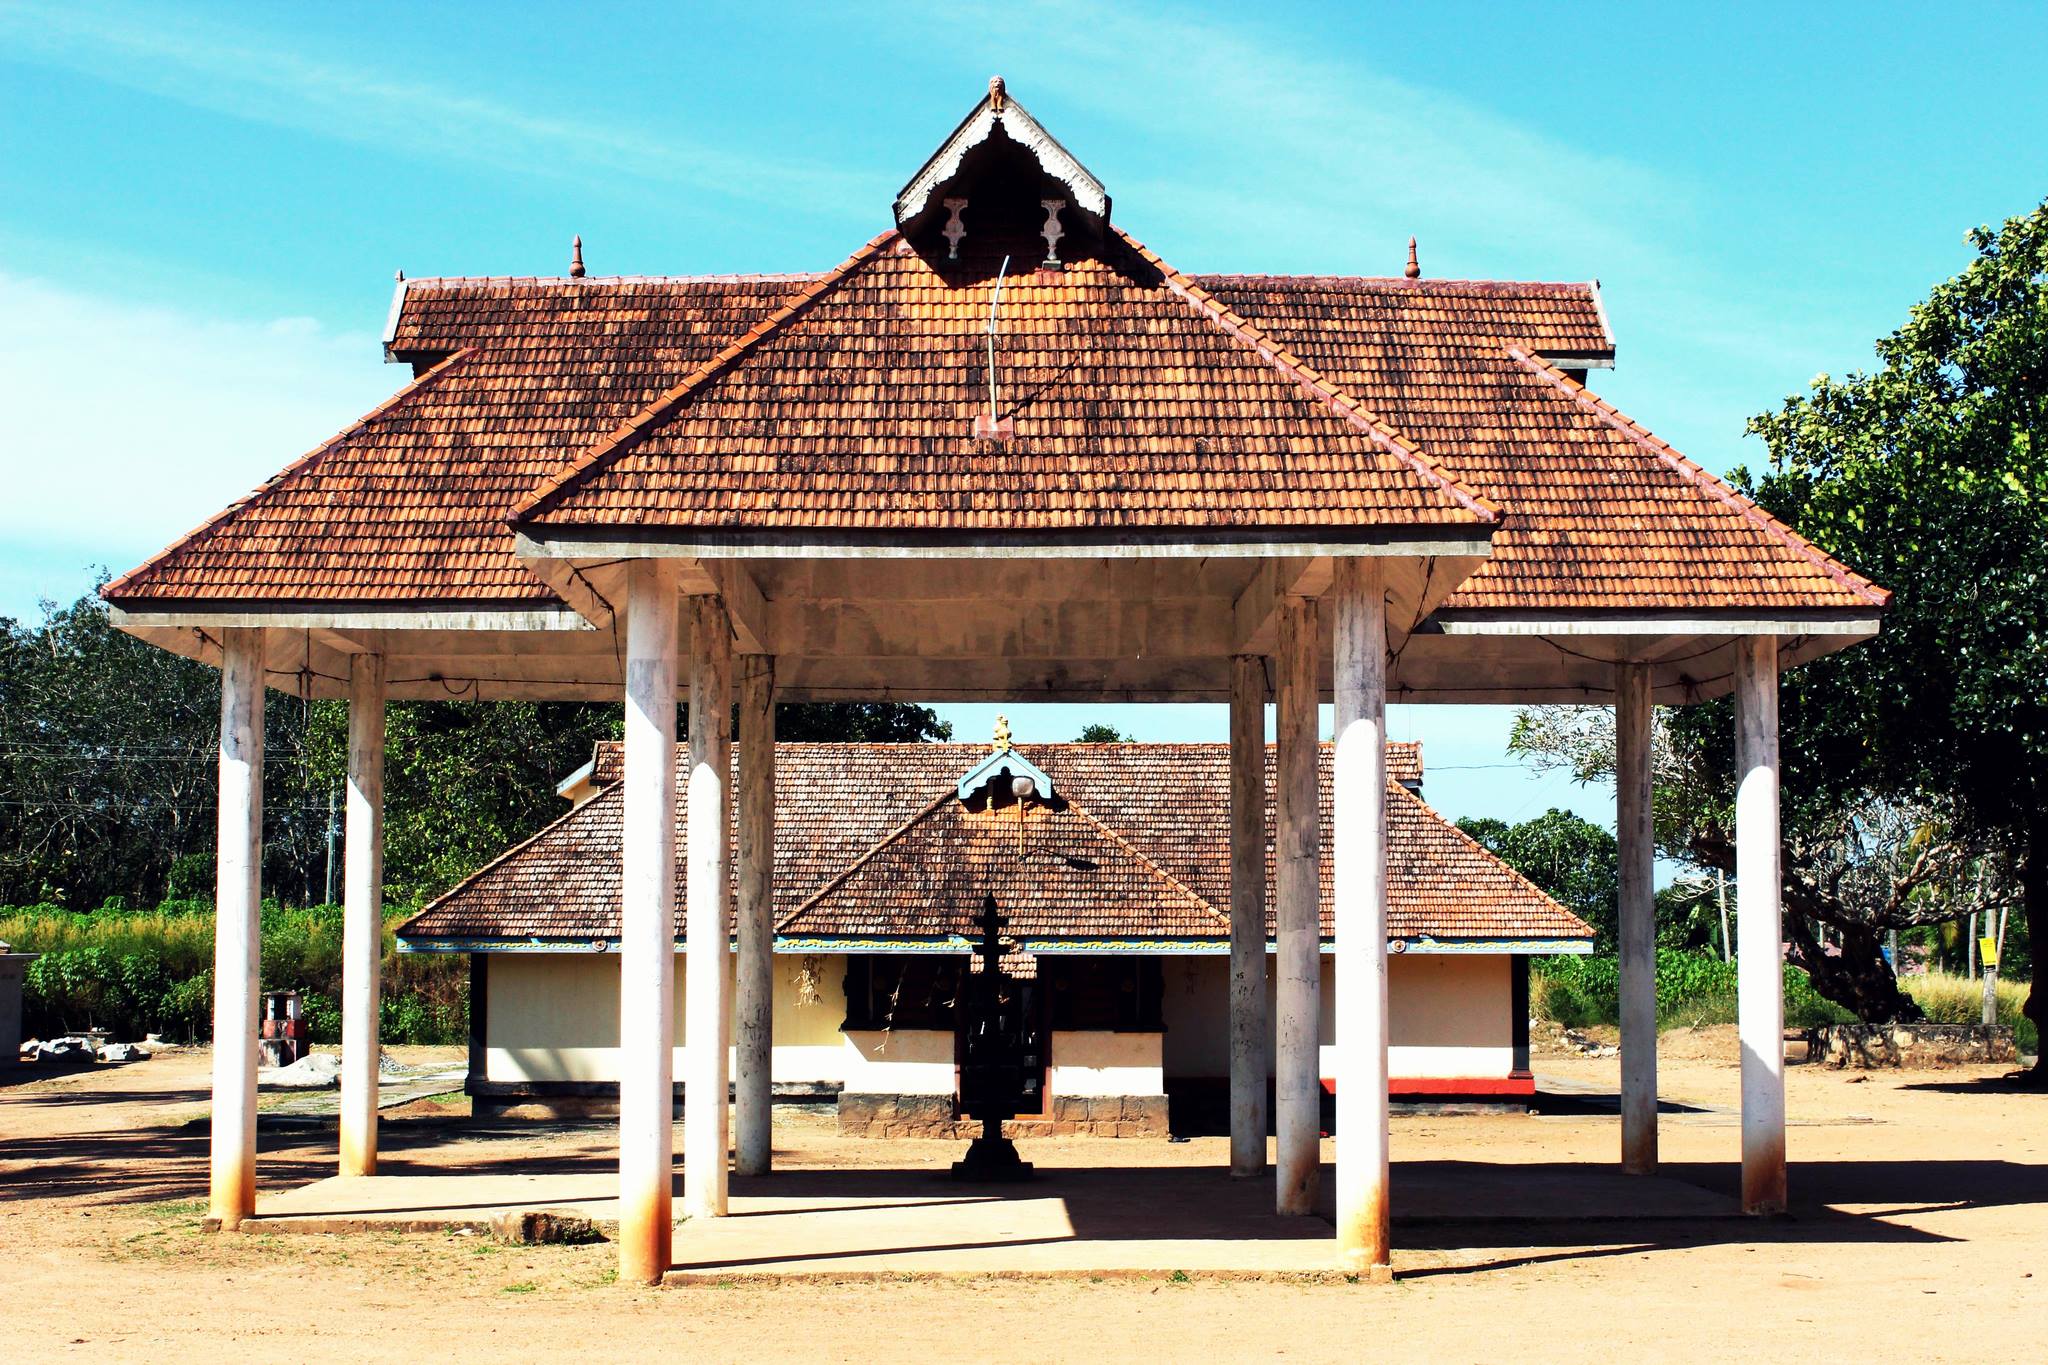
[1457,809,1619,950]
[0,590,327,907]
[3,589,954,910]
[1075,723,1126,743]
[304,698,951,902]
[1508,707,2009,1022]
[1738,197,2047,1073]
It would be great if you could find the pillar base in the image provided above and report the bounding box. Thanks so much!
[951,1134,1034,1182]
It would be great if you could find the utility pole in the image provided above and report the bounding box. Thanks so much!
[1716,868,1732,964]
[323,783,339,906]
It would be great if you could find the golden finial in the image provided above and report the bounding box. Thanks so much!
[993,714,1012,752]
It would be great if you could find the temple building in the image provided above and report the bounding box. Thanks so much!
[103,77,1888,1281]
[399,736,1592,1130]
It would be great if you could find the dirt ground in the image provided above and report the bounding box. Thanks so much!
[2,1031,2042,1363]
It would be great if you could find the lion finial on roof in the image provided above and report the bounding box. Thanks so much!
[993,714,1011,752]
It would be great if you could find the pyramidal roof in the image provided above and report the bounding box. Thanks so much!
[102,78,1886,618]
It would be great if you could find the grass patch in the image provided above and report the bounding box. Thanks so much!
[1904,972,2038,1053]
[502,1281,538,1294]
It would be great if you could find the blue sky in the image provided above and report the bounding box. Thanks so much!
[2,1,2043,835]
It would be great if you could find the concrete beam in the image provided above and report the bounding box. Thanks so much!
[1232,558,1328,654]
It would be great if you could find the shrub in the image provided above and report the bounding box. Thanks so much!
[1533,949,1851,1032]
[3,901,467,1044]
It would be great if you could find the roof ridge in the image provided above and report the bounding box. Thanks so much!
[104,348,479,601]
[1506,347,1891,608]
[1056,796,1231,934]
[400,272,826,289]
[775,787,955,934]
[1114,227,1501,524]
[1391,781,1594,937]
[1194,273,1602,297]
[508,232,900,525]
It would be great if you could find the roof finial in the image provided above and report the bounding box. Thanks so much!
[993,714,1012,752]
[570,234,586,279]
[1404,236,1420,280]
[989,75,1007,112]
[394,268,404,282]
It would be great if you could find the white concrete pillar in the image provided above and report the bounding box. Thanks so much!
[1331,558,1391,1277]
[1228,654,1269,1178]
[685,593,734,1221]
[735,656,776,1178]
[339,653,385,1178]
[1273,596,1320,1216]
[1616,661,1657,1175]
[619,560,680,1284]
[1736,635,1787,1214]
[209,628,264,1229]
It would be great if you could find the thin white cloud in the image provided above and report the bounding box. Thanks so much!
[0,271,395,604]
[0,2,878,218]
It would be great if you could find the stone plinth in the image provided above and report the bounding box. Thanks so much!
[837,1092,1170,1138]
[1812,1023,2018,1069]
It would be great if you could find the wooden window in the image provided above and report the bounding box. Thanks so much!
[842,955,963,1031]
[1044,956,1163,1032]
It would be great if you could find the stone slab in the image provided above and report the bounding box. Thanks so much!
[245,1157,1739,1276]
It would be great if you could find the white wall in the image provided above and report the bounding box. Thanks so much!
[1161,953,1515,1081]
[1050,1030,1163,1097]
[485,952,953,1092]
[486,950,1517,1089]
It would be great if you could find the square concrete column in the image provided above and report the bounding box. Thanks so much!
[1616,661,1657,1174]
[619,560,680,1284]
[1330,558,1390,1277]
[209,627,265,1229]
[1735,635,1787,1214]
[1273,596,1320,1216]
[1227,654,1269,1178]
[734,656,776,1178]
[339,652,386,1178]
[685,593,734,1221]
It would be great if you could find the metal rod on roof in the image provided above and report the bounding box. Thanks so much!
[987,255,1011,428]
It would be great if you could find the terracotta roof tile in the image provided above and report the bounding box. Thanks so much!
[512,230,1498,532]
[397,741,1590,946]
[105,249,1884,614]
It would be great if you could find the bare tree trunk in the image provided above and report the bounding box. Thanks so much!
[1785,914,1923,1024]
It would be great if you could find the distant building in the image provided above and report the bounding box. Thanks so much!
[400,738,1591,1132]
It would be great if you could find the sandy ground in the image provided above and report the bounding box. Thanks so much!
[2,1032,2042,1363]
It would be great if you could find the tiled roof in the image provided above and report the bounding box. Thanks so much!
[104,277,801,604]
[397,741,1590,946]
[103,249,1883,613]
[510,229,1498,532]
[1213,279,1885,611]
[780,793,1228,940]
